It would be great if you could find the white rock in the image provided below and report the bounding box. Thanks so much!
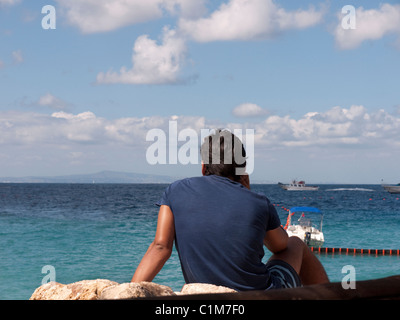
[180,283,237,295]
[99,281,176,299]
[30,279,118,300]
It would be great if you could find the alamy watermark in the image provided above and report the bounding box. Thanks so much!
[41,265,56,285]
[41,5,56,30]
[145,121,255,175]
[341,265,356,289]
[342,5,356,30]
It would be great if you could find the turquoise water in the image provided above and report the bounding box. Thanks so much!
[1,183,399,299]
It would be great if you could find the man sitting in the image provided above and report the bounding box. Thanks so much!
[132,129,329,290]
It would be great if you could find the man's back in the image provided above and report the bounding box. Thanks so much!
[157,174,281,291]
[132,130,328,289]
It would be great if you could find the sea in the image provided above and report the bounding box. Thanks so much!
[1,182,399,300]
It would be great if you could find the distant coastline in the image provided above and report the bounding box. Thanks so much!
[0,171,386,185]
[0,170,178,184]
[0,170,280,184]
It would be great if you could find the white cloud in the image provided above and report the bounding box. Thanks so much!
[254,105,400,148]
[0,111,209,149]
[1,106,400,181]
[54,0,323,38]
[57,0,164,34]
[56,0,207,34]
[61,0,326,85]
[38,93,68,111]
[96,27,188,85]
[334,3,400,50]
[178,0,324,42]
[1,105,399,149]
[232,103,269,118]
[52,111,97,121]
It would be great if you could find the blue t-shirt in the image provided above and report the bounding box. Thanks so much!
[157,175,281,291]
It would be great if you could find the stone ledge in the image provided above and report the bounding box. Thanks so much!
[30,275,400,300]
[30,280,236,300]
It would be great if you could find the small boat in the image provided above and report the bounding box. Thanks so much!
[284,207,324,247]
[383,184,400,194]
[278,180,319,191]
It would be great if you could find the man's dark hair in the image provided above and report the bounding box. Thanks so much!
[200,129,247,182]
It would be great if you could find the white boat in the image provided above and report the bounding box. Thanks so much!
[284,207,324,247]
[383,184,400,194]
[278,180,319,191]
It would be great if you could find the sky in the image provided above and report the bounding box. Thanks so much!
[0,0,399,184]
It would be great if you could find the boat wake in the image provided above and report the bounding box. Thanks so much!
[325,188,374,192]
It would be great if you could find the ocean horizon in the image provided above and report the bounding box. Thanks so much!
[1,169,395,185]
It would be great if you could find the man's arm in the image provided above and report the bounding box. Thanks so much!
[131,205,175,282]
[263,226,288,254]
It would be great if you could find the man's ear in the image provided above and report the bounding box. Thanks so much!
[201,162,206,176]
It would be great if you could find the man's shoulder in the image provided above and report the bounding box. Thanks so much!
[168,176,205,189]
[172,176,202,184]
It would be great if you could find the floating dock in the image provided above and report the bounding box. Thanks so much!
[310,247,400,255]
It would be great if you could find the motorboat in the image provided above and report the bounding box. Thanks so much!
[383,184,400,194]
[278,180,319,191]
[284,207,324,247]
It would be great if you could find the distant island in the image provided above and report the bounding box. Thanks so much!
[0,170,278,184]
[0,170,179,184]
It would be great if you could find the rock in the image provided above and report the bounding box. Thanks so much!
[30,279,237,300]
[30,279,118,300]
[99,282,176,300]
[180,283,237,295]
